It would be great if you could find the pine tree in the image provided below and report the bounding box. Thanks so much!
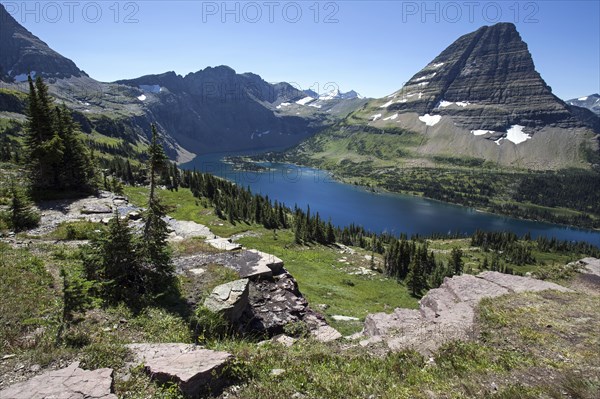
[450,247,464,275]
[326,220,336,244]
[406,256,426,297]
[141,125,174,295]
[54,105,96,192]
[85,210,143,304]
[8,181,40,232]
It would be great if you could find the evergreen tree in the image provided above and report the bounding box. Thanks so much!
[406,256,426,297]
[450,247,464,275]
[326,220,336,244]
[141,125,174,294]
[8,181,40,232]
[24,75,96,195]
[85,210,143,304]
[54,105,96,192]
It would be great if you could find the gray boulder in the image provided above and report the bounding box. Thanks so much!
[204,279,249,323]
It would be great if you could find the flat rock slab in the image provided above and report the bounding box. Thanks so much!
[331,315,360,321]
[168,220,212,239]
[204,279,249,322]
[247,249,285,274]
[362,271,571,354]
[238,251,273,279]
[81,204,113,214]
[206,238,242,251]
[442,274,510,303]
[579,257,600,277]
[0,361,116,399]
[478,271,573,293]
[127,343,232,397]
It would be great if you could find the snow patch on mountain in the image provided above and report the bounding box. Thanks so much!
[137,94,147,101]
[371,114,382,121]
[383,113,398,121]
[471,130,494,136]
[504,125,530,144]
[296,97,315,105]
[419,114,441,126]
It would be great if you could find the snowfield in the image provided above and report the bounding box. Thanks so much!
[296,97,314,105]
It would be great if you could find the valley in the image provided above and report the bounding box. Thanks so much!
[1,3,600,398]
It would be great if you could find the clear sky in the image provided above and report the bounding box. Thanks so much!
[3,0,599,99]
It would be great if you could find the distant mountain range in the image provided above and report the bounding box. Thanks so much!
[0,3,598,169]
[567,94,600,115]
[0,4,365,161]
[285,22,599,170]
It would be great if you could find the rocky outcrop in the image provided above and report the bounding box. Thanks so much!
[203,279,249,323]
[244,271,310,334]
[0,362,116,399]
[578,257,600,277]
[191,249,342,339]
[126,343,232,397]
[360,271,571,354]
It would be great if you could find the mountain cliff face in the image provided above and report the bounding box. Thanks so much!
[0,5,84,80]
[383,23,594,132]
[291,23,599,170]
[114,67,325,154]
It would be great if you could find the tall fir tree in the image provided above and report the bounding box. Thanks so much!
[142,125,174,294]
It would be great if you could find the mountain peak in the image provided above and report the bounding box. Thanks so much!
[380,23,588,131]
[0,3,84,80]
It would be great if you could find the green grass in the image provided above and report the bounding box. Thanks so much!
[237,229,417,335]
[208,290,599,399]
[123,186,260,237]
[46,220,107,240]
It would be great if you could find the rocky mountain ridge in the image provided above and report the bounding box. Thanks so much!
[0,3,364,160]
[289,22,599,170]
[567,93,600,115]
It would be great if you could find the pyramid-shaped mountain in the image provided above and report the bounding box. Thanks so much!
[0,4,84,80]
[294,23,599,170]
[382,22,596,132]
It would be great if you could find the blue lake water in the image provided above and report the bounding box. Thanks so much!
[182,151,600,247]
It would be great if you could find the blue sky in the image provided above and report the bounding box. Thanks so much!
[3,1,599,99]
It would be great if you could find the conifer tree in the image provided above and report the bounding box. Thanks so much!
[85,210,143,304]
[406,256,426,297]
[141,125,174,294]
[450,247,464,275]
[25,75,96,195]
[8,181,40,232]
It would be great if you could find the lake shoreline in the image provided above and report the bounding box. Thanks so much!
[182,151,600,246]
